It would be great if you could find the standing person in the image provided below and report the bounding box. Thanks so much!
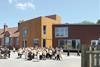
[13,47,16,53]
[56,49,60,60]
[67,50,70,56]
[52,48,56,60]
[7,49,11,58]
[32,49,37,59]
[34,49,37,59]
[0,49,1,56]
[38,49,43,60]
[3,47,7,59]
[18,48,23,58]
[37,49,40,61]
[24,49,28,60]
[27,51,32,60]
[31,49,35,59]
[98,38,100,45]
[59,48,63,60]
[77,49,80,56]
[49,49,53,59]
[46,48,49,59]
[42,49,47,60]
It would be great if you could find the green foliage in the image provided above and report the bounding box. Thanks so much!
[96,20,100,24]
[80,20,95,24]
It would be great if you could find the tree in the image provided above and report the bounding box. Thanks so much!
[80,20,95,24]
[96,20,100,24]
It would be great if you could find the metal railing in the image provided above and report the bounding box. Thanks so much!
[81,45,100,67]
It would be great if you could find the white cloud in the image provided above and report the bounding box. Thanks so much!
[8,0,35,10]
[16,2,35,10]
[8,0,13,4]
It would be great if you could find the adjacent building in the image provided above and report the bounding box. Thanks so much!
[0,24,19,49]
[52,24,100,50]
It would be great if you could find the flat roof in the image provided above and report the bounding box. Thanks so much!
[53,24,100,26]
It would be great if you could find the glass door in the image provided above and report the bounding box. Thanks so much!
[22,40,27,48]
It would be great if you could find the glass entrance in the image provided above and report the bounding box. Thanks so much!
[22,40,27,48]
[58,40,65,48]
[72,40,76,49]
[58,39,80,50]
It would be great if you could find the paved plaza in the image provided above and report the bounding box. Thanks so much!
[0,51,81,67]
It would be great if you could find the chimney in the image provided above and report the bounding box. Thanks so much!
[4,24,8,32]
[46,14,61,23]
[18,20,24,31]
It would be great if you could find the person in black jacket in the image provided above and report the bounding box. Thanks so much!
[28,51,32,60]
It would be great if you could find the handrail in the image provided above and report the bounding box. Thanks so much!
[86,51,100,54]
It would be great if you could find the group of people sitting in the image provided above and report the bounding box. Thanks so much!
[0,47,10,59]
[0,46,80,61]
[17,47,63,61]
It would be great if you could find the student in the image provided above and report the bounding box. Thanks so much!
[49,49,53,59]
[27,51,32,60]
[59,48,63,60]
[39,50,42,60]
[67,50,70,56]
[54,48,60,60]
[18,48,23,58]
[13,47,16,53]
[24,49,28,60]
[31,49,37,59]
[37,50,40,60]
[42,49,46,60]
[7,49,11,58]
[46,49,49,58]
[0,50,2,58]
[77,50,80,56]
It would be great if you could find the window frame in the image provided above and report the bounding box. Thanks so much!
[58,39,81,50]
[33,39,39,46]
[22,28,28,38]
[43,25,46,35]
[5,36,10,45]
[55,27,68,37]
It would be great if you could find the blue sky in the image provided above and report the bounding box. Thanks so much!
[0,0,100,28]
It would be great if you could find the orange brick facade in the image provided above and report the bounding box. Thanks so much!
[18,15,61,48]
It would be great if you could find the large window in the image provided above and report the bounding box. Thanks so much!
[5,37,10,45]
[58,39,80,50]
[10,37,13,45]
[43,25,46,35]
[55,27,68,37]
[43,39,46,47]
[33,39,39,46]
[67,40,72,49]
[15,37,19,45]
[58,40,65,48]
[22,28,28,38]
